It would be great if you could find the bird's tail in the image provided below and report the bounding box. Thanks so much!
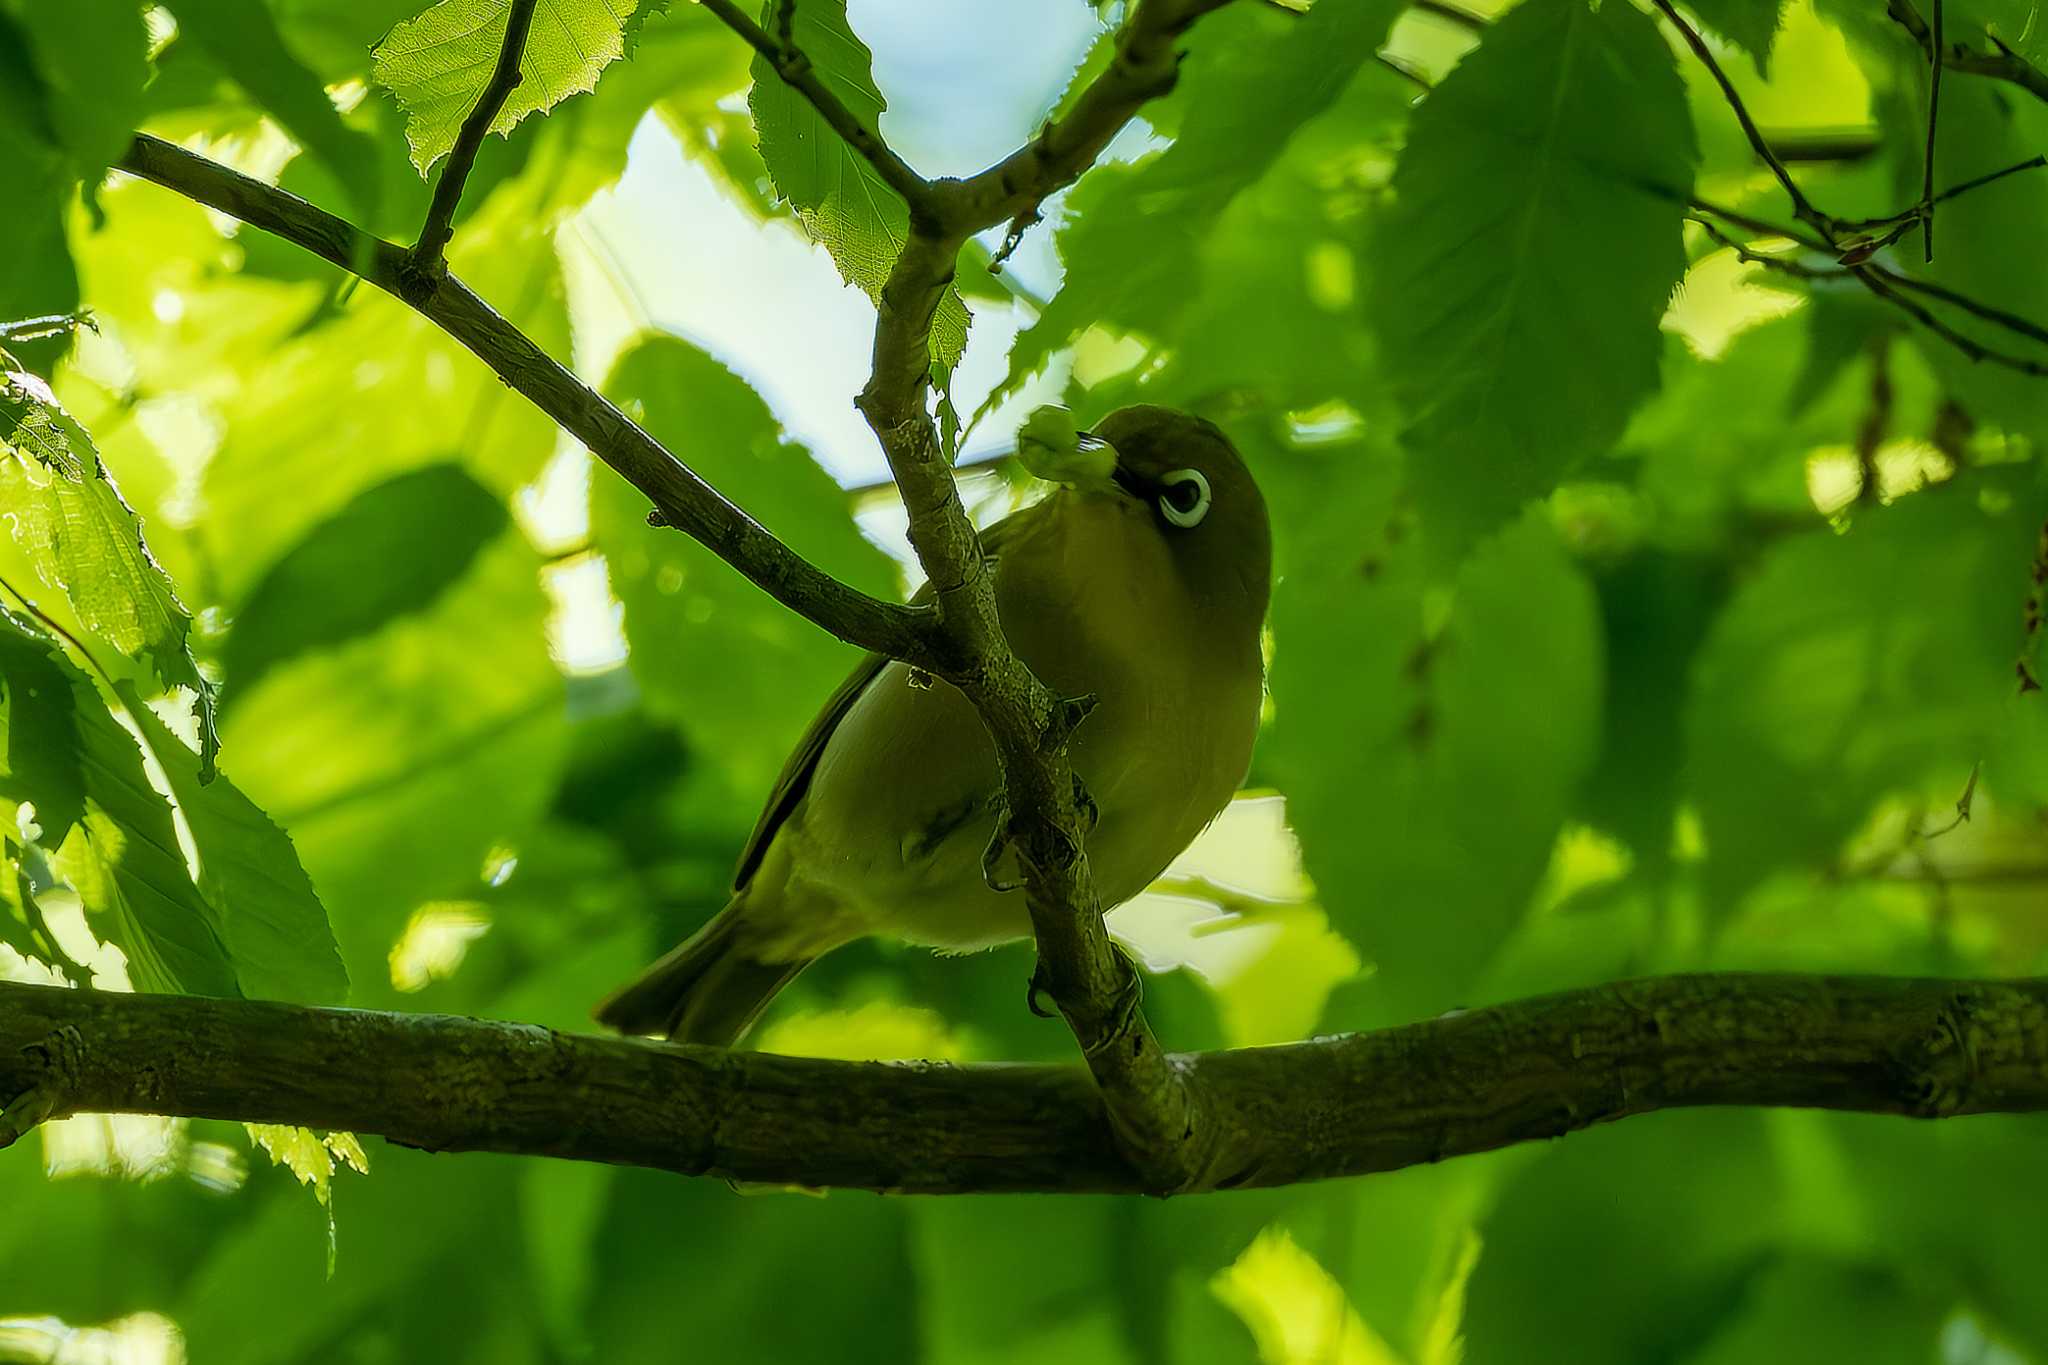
[593,901,810,1047]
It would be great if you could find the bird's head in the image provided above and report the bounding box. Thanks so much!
[1085,405,1272,623]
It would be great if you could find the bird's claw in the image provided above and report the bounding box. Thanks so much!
[1070,773,1099,835]
[1025,961,1059,1018]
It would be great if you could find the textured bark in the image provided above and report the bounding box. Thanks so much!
[4,975,2042,1195]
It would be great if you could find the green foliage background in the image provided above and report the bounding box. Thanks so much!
[3,0,2048,1358]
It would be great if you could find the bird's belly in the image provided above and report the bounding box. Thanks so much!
[775,658,1253,954]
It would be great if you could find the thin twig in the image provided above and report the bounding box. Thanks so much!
[1924,0,1944,260]
[694,0,936,223]
[1856,266,2048,376]
[1648,0,1836,244]
[1835,155,2048,230]
[407,0,539,292]
[0,312,96,344]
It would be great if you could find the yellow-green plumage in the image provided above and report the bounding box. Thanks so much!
[595,406,1272,1045]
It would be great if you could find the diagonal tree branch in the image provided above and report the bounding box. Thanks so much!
[406,0,540,292]
[114,133,939,670]
[1647,0,1839,245]
[4,974,2045,1193]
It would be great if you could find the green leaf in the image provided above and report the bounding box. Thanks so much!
[169,0,386,220]
[1685,482,2037,904]
[747,0,968,369]
[0,607,86,844]
[0,22,80,367]
[0,611,239,996]
[0,365,220,778]
[1269,510,1603,1022]
[1681,0,1788,75]
[1372,0,1697,551]
[999,0,1406,406]
[1462,1111,1789,1365]
[373,0,641,175]
[594,336,895,797]
[223,464,509,706]
[121,684,348,1004]
[218,523,566,982]
[2,0,150,174]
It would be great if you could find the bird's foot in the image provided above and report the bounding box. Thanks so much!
[1103,942,1146,1042]
[1025,960,1059,1018]
[981,802,1026,894]
[1069,773,1099,836]
[1044,692,1099,752]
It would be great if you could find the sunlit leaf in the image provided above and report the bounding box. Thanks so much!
[373,0,641,175]
[0,611,237,995]
[0,365,219,777]
[123,686,347,1004]
[747,0,967,369]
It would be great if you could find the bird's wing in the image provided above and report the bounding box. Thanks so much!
[730,498,1043,891]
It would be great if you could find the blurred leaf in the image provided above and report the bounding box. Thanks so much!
[1685,481,2038,905]
[747,0,968,369]
[199,176,569,594]
[169,0,386,219]
[1270,513,1603,1021]
[123,685,348,1004]
[0,604,87,844]
[594,336,894,797]
[1461,1111,1787,1365]
[373,0,640,175]
[1682,0,1789,75]
[0,23,80,374]
[222,463,508,706]
[218,526,565,986]
[0,611,238,995]
[2,0,150,175]
[1373,0,1696,551]
[0,364,219,777]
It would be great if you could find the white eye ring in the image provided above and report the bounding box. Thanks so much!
[1158,468,1211,528]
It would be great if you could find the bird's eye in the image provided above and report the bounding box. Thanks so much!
[1158,468,1211,528]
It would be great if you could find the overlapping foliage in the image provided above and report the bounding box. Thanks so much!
[4,0,2048,1359]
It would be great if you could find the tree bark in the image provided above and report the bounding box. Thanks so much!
[3,974,2041,1195]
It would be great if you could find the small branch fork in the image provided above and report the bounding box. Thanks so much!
[404,0,541,296]
[6,975,2048,1192]
[1642,0,2048,378]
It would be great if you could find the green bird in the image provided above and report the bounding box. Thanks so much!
[596,406,1272,1045]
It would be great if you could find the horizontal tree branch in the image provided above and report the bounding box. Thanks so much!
[3,974,2044,1193]
[113,134,939,669]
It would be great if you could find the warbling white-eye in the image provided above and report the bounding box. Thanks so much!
[596,405,1272,1045]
